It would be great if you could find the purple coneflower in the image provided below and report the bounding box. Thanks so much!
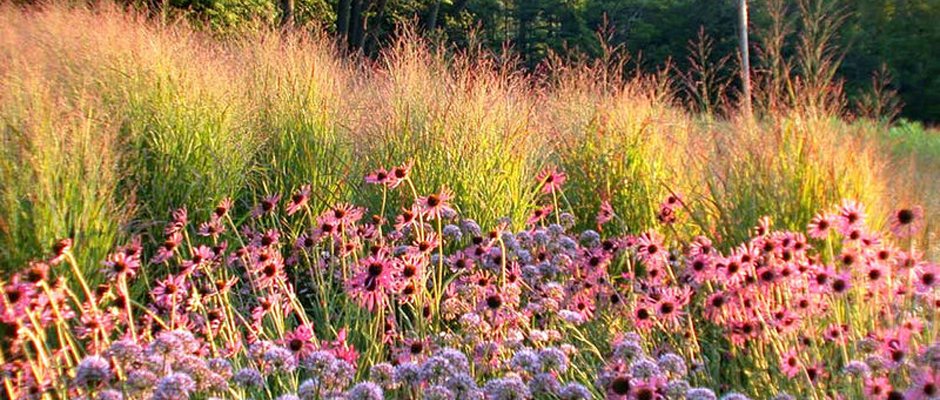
[889,206,924,238]
[286,184,311,216]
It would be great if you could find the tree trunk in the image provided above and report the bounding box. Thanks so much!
[348,0,373,51]
[738,0,753,118]
[426,0,442,31]
[279,0,294,28]
[337,0,352,41]
[365,0,389,53]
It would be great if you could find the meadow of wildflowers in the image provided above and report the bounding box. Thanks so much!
[2,4,940,400]
[2,161,939,400]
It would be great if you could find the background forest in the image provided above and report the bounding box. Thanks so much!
[82,0,940,123]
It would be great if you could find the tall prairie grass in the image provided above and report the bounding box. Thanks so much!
[0,3,935,276]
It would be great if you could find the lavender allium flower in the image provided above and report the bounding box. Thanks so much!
[686,388,718,400]
[96,389,123,400]
[395,362,422,386]
[720,393,752,400]
[558,309,585,324]
[298,379,321,400]
[233,367,264,388]
[126,369,158,393]
[443,224,463,240]
[445,373,480,399]
[558,236,577,251]
[346,382,383,400]
[264,346,298,373]
[461,220,482,236]
[559,213,576,228]
[558,382,592,400]
[613,340,644,362]
[538,347,569,374]
[302,350,336,378]
[108,339,143,365]
[173,354,211,386]
[276,395,300,400]
[665,379,691,399]
[420,356,455,384]
[843,360,872,377]
[150,331,182,357]
[369,363,396,389]
[208,358,233,379]
[579,230,601,247]
[327,359,356,389]
[483,376,530,400]
[528,373,561,396]
[425,384,455,400]
[435,348,470,374]
[921,344,940,369]
[153,372,196,400]
[510,349,542,375]
[770,394,796,400]
[630,356,662,379]
[658,353,688,376]
[74,355,112,388]
[865,354,890,371]
[533,230,550,245]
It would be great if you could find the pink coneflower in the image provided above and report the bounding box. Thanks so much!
[281,324,317,360]
[779,349,802,378]
[212,197,233,220]
[365,167,390,186]
[394,207,419,232]
[717,256,749,287]
[409,233,440,254]
[197,219,225,238]
[527,204,553,226]
[101,251,140,282]
[181,245,215,275]
[635,231,667,267]
[165,207,189,235]
[863,261,889,288]
[286,185,311,216]
[654,287,692,328]
[889,206,924,238]
[346,255,401,312]
[914,263,939,294]
[48,238,73,265]
[327,329,359,365]
[631,303,656,331]
[536,167,567,194]
[388,161,413,188]
[829,271,853,295]
[824,324,849,344]
[836,200,866,235]
[329,203,365,227]
[596,200,615,226]
[151,275,187,307]
[75,308,113,341]
[398,253,427,283]
[629,376,666,400]
[865,376,893,399]
[686,254,714,283]
[808,212,834,239]
[151,232,183,264]
[704,292,730,323]
[906,370,940,400]
[252,194,281,218]
[417,187,455,220]
[252,249,286,288]
[567,291,596,321]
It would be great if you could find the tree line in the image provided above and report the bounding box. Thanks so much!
[126,0,939,121]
